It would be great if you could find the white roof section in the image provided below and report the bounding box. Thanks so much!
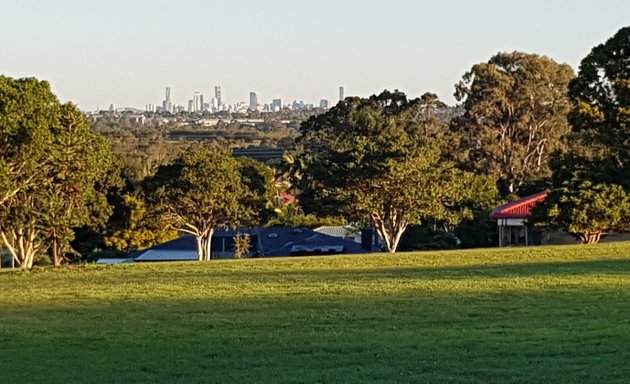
[314,225,358,238]
[134,250,197,262]
[95,258,133,264]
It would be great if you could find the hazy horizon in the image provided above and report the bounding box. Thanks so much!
[1,0,628,110]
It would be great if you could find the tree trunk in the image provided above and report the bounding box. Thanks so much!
[580,230,603,244]
[372,215,407,253]
[195,228,214,261]
[0,227,40,269]
[195,237,203,261]
[49,231,64,268]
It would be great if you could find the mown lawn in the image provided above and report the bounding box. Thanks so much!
[1,243,630,383]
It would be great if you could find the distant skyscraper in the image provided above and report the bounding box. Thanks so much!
[163,87,172,113]
[339,86,345,102]
[249,92,258,110]
[193,92,203,112]
[214,86,222,107]
[319,99,329,109]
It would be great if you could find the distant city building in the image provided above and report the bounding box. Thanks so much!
[319,99,329,109]
[128,114,146,125]
[339,86,345,102]
[187,99,193,113]
[291,100,305,111]
[214,86,222,107]
[145,104,156,112]
[193,92,203,112]
[271,98,282,112]
[249,92,258,110]
[162,87,172,113]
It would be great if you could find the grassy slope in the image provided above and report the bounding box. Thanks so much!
[1,243,630,383]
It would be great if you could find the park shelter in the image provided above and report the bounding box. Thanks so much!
[490,191,549,247]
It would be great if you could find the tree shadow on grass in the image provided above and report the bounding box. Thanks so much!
[197,258,630,282]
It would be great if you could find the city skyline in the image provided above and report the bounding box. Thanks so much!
[144,85,340,114]
[1,0,629,110]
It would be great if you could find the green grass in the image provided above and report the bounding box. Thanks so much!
[1,243,630,383]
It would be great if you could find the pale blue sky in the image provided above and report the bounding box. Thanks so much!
[1,0,628,110]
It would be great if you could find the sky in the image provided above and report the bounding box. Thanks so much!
[1,0,628,110]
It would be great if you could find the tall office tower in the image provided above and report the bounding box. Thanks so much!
[319,99,329,109]
[339,86,345,101]
[192,92,203,112]
[163,87,172,113]
[249,92,258,110]
[214,86,222,107]
[187,99,194,113]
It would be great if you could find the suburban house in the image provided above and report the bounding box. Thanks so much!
[490,191,549,247]
[126,227,380,262]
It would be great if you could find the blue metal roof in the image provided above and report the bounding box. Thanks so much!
[133,227,377,261]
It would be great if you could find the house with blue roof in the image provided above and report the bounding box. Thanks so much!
[129,227,380,262]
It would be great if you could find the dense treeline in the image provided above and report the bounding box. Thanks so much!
[92,112,302,181]
[0,26,628,268]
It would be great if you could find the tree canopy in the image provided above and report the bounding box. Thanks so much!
[567,26,630,187]
[531,27,630,244]
[533,181,630,244]
[295,90,490,252]
[0,76,117,268]
[452,52,575,196]
[145,148,257,260]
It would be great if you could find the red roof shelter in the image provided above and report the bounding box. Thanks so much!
[490,191,550,246]
[490,191,550,220]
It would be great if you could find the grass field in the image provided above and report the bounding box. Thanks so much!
[1,243,630,383]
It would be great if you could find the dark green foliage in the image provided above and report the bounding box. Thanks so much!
[398,225,460,251]
[41,103,120,266]
[237,157,277,225]
[568,26,630,186]
[104,194,178,253]
[454,218,498,249]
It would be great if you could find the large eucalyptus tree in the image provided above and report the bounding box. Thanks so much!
[452,52,575,196]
